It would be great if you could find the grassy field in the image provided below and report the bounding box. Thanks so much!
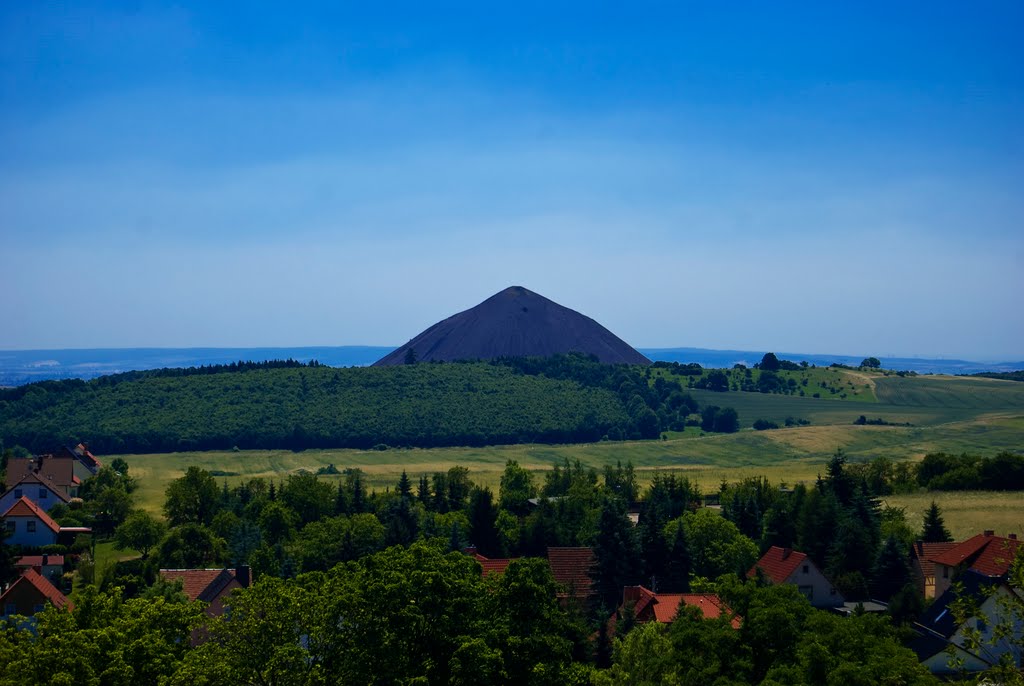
[122,413,1024,515]
[882,491,1024,540]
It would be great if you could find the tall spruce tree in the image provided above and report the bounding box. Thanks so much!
[920,501,953,543]
[871,535,913,601]
[665,521,692,593]
[592,496,640,613]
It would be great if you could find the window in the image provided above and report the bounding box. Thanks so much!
[14,489,22,498]
[27,521,36,533]
[5,521,13,532]
[4,603,15,617]
[33,604,45,613]
[943,566,949,579]
[39,489,47,499]
[802,564,809,574]
[977,618,987,634]
[798,585,814,600]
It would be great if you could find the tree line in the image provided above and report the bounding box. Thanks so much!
[0,354,741,455]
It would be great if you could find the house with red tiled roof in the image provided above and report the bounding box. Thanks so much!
[547,547,595,603]
[930,531,1021,599]
[0,568,71,619]
[2,496,63,548]
[0,473,71,513]
[748,546,844,608]
[615,585,741,630]
[15,554,65,587]
[910,541,958,599]
[467,551,517,577]
[160,566,251,618]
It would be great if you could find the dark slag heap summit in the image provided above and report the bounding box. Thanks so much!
[374,286,651,366]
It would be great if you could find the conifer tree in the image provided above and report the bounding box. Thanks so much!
[871,535,913,601]
[398,470,412,500]
[335,481,349,515]
[920,501,953,543]
[665,521,692,593]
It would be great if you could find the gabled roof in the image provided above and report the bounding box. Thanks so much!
[160,569,239,603]
[911,541,958,579]
[748,546,808,584]
[931,533,1021,578]
[16,555,66,568]
[970,537,1021,577]
[659,594,742,628]
[3,474,71,503]
[620,586,740,628]
[0,568,71,610]
[1,497,61,533]
[470,553,516,577]
[547,547,595,597]
[71,443,102,470]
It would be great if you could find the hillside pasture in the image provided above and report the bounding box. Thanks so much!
[882,491,1024,540]
[122,414,1024,515]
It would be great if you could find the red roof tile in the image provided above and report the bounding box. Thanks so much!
[547,547,595,597]
[1,496,61,533]
[911,541,958,580]
[748,546,807,585]
[970,537,1021,577]
[620,586,740,628]
[16,555,66,568]
[0,568,71,611]
[479,558,516,577]
[657,594,741,628]
[930,534,992,567]
[160,569,238,602]
[930,533,1021,577]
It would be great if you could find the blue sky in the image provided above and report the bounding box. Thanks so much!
[2,2,1022,359]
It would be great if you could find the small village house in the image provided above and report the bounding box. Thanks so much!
[0,568,71,619]
[0,473,71,514]
[748,545,844,608]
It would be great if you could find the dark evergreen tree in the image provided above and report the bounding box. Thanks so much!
[431,472,449,514]
[797,487,842,567]
[871,535,913,601]
[349,472,366,514]
[467,487,501,558]
[639,510,669,589]
[417,476,431,507]
[335,481,349,515]
[397,470,412,500]
[761,502,797,551]
[920,501,953,543]
[825,449,856,507]
[591,496,640,614]
[664,521,692,592]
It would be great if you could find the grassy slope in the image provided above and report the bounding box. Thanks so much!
[882,491,1024,539]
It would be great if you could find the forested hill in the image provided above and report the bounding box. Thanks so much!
[0,356,690,454]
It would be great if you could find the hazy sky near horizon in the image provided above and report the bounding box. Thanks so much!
[2,3,1022,360]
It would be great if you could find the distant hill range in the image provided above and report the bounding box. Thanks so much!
[1,341,1021,387]
[373,286,650,366]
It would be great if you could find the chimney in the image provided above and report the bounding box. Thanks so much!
[1010,534,1018,540]
[782,548,792,560]
[42,554,48,566]
[984,530,995,537]
[235,564,251,588]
